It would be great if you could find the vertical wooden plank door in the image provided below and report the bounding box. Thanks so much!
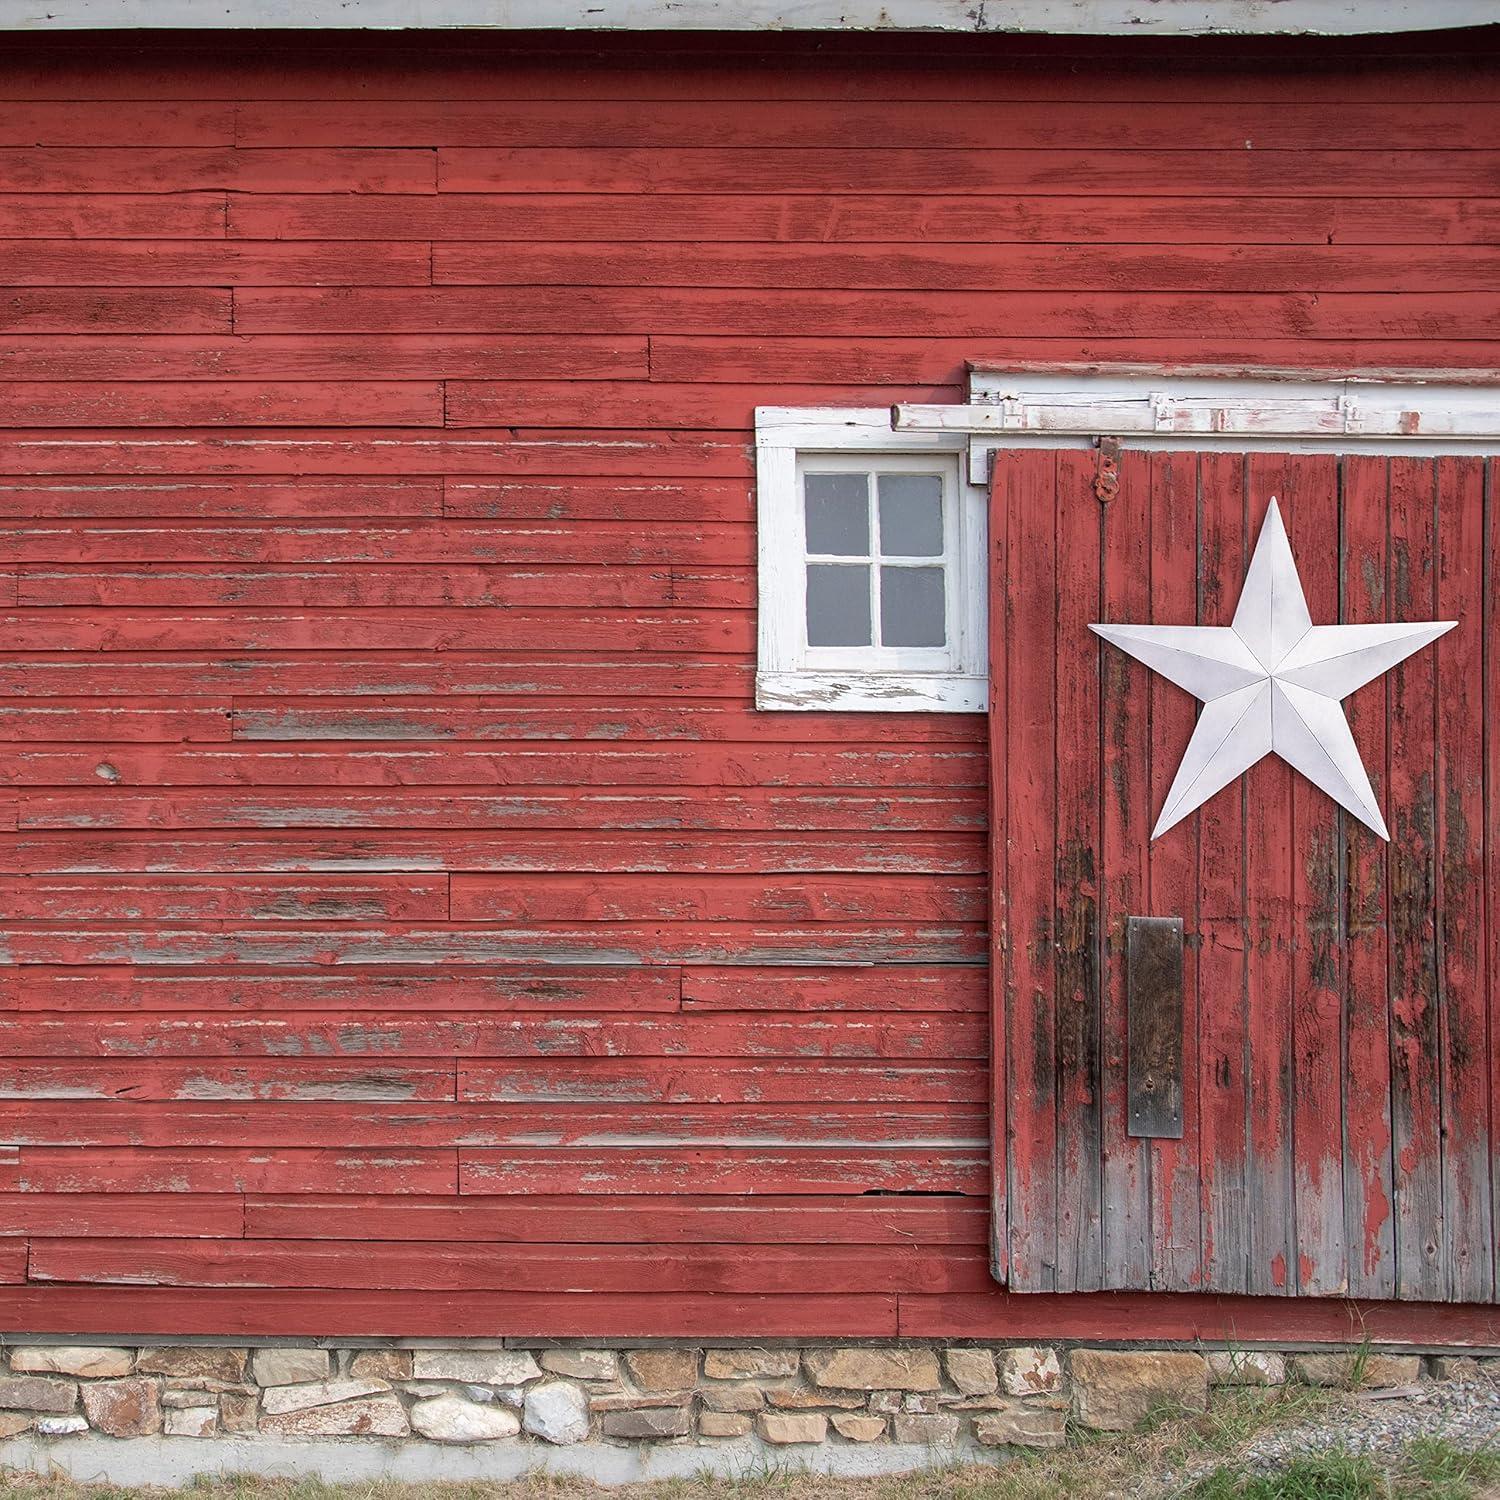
[989,447,1495,1301]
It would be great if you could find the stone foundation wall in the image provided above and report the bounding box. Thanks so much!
[0,1339,1479,1483]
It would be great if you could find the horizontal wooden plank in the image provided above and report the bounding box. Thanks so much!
[0,1013,987,1058]
[0,1100,987,1148]
[459,1146,989,1194]
[436,244,1500,294]
[0,193,227,239]
[231,287,1500,340]
[0,103,236,146]
[0,743,979,790]
[448,873,985,922]
[2,831,984,877]
[895,1293,1500,1346]
[0,520,752,565]
[0,608,752,654]
[0,337,649,383]
[444,478,750,522]
[436,147,1500,197]
[242,1192,987,1244]
[0,1058,979,1104]
[0,478,444,520]
[29,1237,992,1294]
[0,289,230,334]
[6,1147,457,1195]
[226,701,979,743]
[0,1284,900,1337]
[648,334,1500,384]
[0,1243,29,1283]
[2,241,432,287]
[234,101,1500,152]
[0,1060,458,1101]
[2,965,683,1013]
[0,702,233,742]
[443,381,954,429]
[7,41,1500,103]
[17,564,750,609]
[0,656,760,698]
[0,148,437,193]
[0,875,450,923]
[227,192,1500,245]
[0,431,750,477]
[679,965,986,1012]
[1,918,983,966]
[458,1058,985,1102]
[0,1192,244,1238]
[0,382,444,427]
[14,786,983,832]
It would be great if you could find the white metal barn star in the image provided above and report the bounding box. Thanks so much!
[1091,499,1455,841]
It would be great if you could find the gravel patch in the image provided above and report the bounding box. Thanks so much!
[1245,1370,1500,1467]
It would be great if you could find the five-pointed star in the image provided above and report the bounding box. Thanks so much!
[1091,499,1455,841]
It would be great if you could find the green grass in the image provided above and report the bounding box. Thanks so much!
[1181,1436,1500,1500]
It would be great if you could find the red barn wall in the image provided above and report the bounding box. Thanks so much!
[0,28,1497,1343]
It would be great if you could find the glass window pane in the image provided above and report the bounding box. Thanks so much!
[807,564,871,646]
[804,472,869,556]
[880,566,945,647]
[877,473,944,557]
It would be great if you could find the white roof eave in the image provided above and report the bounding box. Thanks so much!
[0,0,1492,32]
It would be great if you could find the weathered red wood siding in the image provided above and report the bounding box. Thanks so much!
[1,28,1499,1342]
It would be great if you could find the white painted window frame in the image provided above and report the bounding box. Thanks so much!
[756,407,987,713]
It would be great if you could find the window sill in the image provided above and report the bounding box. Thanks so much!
[755,670,986,713]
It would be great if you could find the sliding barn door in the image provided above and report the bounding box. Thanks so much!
[989,447,1496,1300]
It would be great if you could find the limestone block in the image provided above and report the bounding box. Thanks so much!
[757,1412,827,1445]
[261,1394,409,1439]
[136,1348,246,1382]
[601,1406,691,1439]
[999,1347,1063,1397]
[349,1350,413,1381]
[523,1382,589,1445]
[831,1413,887,1442]
[944,1348,998,1396]
[699,1384,764,1413]
[704,1349,800,1380]
[901,1392,938,1413]
[804,1348,941,1393]
[251,1348,330,1387]
[410,1395,520,1443]
[34,1415,88,1436]
[590,1391,690,1412]
[973,1406,1067,1449]
[411,1351,541,1386]
[10,1347,132,1379]
[867,1391,902,1415]
[1430,1356,1483,1381]
[0,1413,32,1438]
[164,1406,218,1438]
[1206,1351,1287,1386]
[219,1391,258,1434]
[891,1413,960,1444]
[766,1387,863,1410]
[540,1350,617,1381]
[1290,1353,1423,1389]
[624,1349,698,1392]
[259,1379,390,1416]
[698,1412,752,1438]
[79,1379,161,1438]
[0,1376,76,1414]
[1070,1350,1208,1431]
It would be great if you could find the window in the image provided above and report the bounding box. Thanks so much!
[755,408,986,712]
